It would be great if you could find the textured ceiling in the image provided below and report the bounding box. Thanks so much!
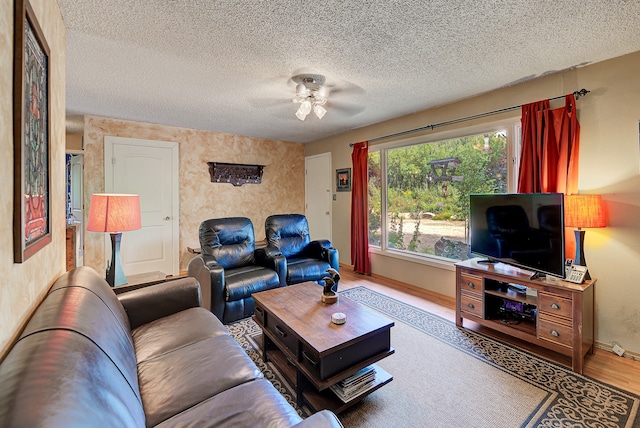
[59,0,640,143]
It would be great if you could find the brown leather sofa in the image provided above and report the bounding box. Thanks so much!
[0,266,342,427]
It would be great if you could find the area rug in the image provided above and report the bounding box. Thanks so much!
[227,287,640,427]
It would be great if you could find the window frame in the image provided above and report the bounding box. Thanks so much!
[368,118,521,267]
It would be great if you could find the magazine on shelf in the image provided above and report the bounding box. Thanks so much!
[338,366,375,387]
[339,370,375,390]
[330,379,376,402]
[330,366,377,403]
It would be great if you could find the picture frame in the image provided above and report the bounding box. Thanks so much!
[336,168,351,192]
[13,0,52,263]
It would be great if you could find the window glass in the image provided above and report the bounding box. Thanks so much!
[368,131,508,261]
[368,151,382,246]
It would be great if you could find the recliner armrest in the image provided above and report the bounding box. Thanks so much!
[307,240,339,272]
[258,245,282,258]
[255,246,287,288]
[306,240,332,258]
[117,277,202,329]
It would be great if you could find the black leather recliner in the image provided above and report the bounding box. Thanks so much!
[188,217,286,324]
[265,214,339,285]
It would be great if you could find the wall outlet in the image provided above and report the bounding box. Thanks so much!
[612,343,625,357]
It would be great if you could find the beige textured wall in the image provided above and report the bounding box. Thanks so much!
[305,51,640,354]
[0,0,66,356]
[82,116,305,273]
[65,132,82,150]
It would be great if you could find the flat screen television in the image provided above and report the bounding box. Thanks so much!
[469,193,565,279]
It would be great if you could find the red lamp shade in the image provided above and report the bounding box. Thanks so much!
[87,194,142,232]
[564,194,605,229]
[87,194,141,287]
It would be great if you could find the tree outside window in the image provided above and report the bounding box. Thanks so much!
[368,131,508,260]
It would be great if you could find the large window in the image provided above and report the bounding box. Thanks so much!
[368,128,514,261]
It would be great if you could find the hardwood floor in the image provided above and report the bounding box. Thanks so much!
[338,267,640,396]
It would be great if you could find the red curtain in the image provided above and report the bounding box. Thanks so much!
[517,94,580,195]
[517,100,550,193]
[351,141,371,275]
[518,94,581,258]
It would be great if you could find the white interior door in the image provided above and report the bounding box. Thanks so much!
[305,153,332,241]
[105,136,179,276]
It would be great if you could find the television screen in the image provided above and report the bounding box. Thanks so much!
[469,193,565,278]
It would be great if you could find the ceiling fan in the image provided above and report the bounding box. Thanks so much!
[292,74,329,121]
[249,72,365,120]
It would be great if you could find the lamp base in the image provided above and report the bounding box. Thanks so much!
[573,229,591,281]
[106,232,128,287]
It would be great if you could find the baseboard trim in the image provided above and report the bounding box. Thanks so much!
[596,341,640,361]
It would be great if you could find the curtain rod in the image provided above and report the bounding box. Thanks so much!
[349,88,590,147]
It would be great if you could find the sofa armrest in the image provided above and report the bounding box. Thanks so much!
[117,277,202,329]
[255,246,287,288]
[293,410,343,428]
[187,254,226,317]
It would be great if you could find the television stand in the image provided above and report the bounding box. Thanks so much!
[455,258,595,374]
[529,271,546,280]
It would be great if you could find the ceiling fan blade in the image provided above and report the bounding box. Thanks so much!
[248,97,292,109]
[327,100,365,116]
[324,79,365,98]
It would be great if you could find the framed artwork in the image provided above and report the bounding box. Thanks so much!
[336,168,351,192]
[13,0,52,263]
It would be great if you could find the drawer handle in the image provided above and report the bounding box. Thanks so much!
[550,302,561,310]
[302,351,318,368]
[550,329,560,337]
[467,303,475,309]
[255,307,264,316]
[467,281,475,289]
[275,325,287,338]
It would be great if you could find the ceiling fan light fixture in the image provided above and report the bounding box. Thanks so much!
[313,104,327,119]
[317,86,329,98]
[300,100,312,115]
[295,107,308,121]
[296,83,309,98]
[292,73,330,121]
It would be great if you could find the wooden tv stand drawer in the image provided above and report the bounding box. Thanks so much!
[455,258,595,374]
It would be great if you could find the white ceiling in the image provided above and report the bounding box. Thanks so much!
[58,0,640,143]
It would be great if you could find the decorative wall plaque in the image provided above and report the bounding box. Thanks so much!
[207,162,264,187]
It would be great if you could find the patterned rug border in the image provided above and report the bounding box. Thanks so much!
[227,286,640,427]
[340,286,640,428]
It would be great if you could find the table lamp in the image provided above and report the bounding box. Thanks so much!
[564,194,605,280]
[87,194,141,287]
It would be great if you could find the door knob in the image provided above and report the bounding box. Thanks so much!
[164,216,171,221]
[325,211,330,215]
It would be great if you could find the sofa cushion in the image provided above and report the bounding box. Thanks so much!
[132,307,228,363]
[0,330,145,427]
[24,284,140,394]
[50,266,133,332]
[155,379,303,428]
[137,333,263,427]
[225,264,281,301]
[286,257,331,284]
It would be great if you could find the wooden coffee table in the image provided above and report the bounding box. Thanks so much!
[252,282,394,414]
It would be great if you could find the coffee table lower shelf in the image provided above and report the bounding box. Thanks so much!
[265,345,393,414]
[303,364,393,414]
